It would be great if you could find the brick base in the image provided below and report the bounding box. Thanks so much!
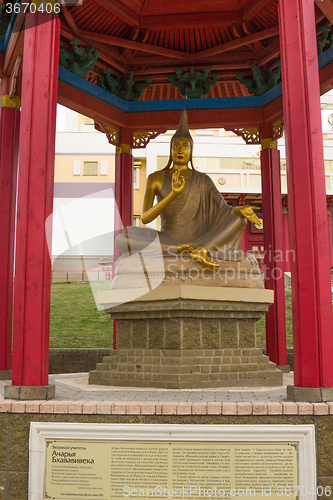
[89,348,283,389]
[90,287,280,389]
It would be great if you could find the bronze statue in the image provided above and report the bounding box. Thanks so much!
[113,111,263,289]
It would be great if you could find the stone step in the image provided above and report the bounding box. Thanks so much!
[104,348,265,357]
[90,347,283,389]
[89,368,282,389]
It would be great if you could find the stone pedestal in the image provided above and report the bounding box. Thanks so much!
[89,286,283,389]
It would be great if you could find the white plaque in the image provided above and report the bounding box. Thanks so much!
[28,424,316,500]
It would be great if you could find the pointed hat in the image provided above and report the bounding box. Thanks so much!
[163,110,194,170]
[173,110,192,142]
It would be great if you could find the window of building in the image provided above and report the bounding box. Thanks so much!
[133,161,141,189]
[73,161,81,175]
[83,161,98,176]
[100,161,108,175]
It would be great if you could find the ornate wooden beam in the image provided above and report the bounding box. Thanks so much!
[69,27,275,65]
[3,7,25,75]
[132,62,254,77]
[79,30,188,60]
[263,96,283,123]
[140,10,242,29]
[61,4,79,35]
[315,0,333,24]
[242,0,272,21]
[58,80,126,127]
[93,0,139,27]
[126,51,260,67]
[193,26,279,61]
[61,26,127,68]
[79,38,127,74]
[259,39,280,66]
[126,107,264,130]
[57,78,270,130]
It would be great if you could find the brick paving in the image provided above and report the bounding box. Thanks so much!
[0,371,292,403]
[1,372,333,415]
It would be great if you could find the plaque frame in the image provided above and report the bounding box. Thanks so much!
[29,423,316,500]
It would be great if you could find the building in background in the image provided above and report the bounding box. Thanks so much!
[53,94,333,280]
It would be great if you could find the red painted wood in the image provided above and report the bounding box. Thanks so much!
[113,131,134,349]
[279,0,333,387]
[126,108,264,130]
[58,79,270,131]
[261,147,287,366]
[328,212,333,267]
[11,12,60,387]
[282,212,291,273]
[112,154,122,351]
[0,104,20,372]
[140,11,243,29]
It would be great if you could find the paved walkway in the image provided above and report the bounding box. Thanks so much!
[0,372,293,402]
[1,373,332,415]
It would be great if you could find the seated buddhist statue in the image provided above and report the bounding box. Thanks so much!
[112,111,264,290]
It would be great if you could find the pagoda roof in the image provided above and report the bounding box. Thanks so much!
[2,0,333,131]
[60,0,280,99]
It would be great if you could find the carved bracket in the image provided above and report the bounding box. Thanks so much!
[168,67,219,99]
[59,39,100,79]
[94,122,119,146]
[133,131,163,148]
[229,121,283,145]
[272,119,284,140]
[230,127,261,144]
[97,70,151,102]
[94,124,164,149]
[237,62,281,96]
[317,25,332,55]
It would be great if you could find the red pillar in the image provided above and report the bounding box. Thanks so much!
[0,78,20,379]
[260,128,288,369]
[327,204,333,267]
[113,129,133,349]
[279,0,333,399]
[282,209,291,273]
[5,12,60,399]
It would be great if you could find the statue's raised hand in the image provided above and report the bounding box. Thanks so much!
[233,205,261,225]
[172,169,185,195]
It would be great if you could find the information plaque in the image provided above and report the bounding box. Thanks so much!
[44,440,298,500]
[28,424,316,500]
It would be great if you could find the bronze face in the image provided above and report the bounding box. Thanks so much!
[171,138,191,167]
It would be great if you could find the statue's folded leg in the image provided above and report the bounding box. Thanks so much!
[190,247,219,271]
[178,243,194,253]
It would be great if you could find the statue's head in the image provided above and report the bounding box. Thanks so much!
[164,110,194,170]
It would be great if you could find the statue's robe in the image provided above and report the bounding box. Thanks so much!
[113,170,263,289]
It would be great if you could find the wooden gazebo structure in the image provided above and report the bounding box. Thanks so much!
[1,0,333,400]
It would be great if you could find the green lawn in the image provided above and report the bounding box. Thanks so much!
[50,282,113,348]
[50,282,293,349]
[256,290,293,348]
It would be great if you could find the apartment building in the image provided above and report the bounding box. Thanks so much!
[52,96,333,280]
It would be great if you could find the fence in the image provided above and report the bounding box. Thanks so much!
[51,269,112,283]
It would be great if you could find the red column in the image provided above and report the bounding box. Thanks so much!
[0,78,20,379]
[113,129,133,348]
[5,12,60,399]
[282,208,291,273]
[260,132,288,368]
[327,204,333,267]
[279,0,333,398]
